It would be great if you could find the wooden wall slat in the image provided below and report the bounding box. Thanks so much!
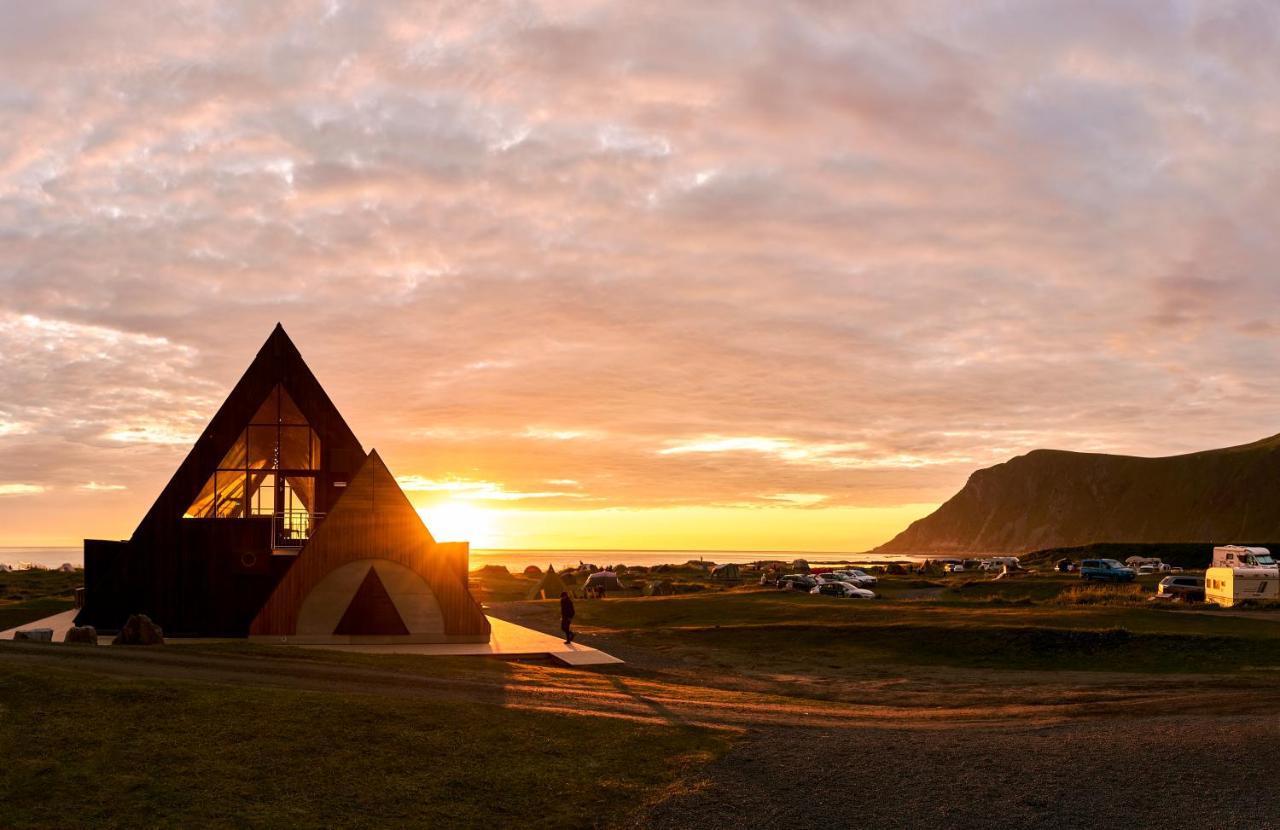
[249,451,489,639]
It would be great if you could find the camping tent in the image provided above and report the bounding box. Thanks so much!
[584,570,626,593]
[527,566,568,600]
[711,563,740,580]
[523,565,542,577]
[645,580,675,596]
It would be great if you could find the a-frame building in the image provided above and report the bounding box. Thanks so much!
[77,325,489,643]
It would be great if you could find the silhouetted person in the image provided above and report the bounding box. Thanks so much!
[560,591,576,644]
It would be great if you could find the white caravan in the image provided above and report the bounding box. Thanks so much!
[1205,566,1279,607]
[1211,546,1275,568]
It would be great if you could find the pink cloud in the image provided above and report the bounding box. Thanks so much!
[4,1,1280,545]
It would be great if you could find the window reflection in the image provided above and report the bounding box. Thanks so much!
[184,384,322,537]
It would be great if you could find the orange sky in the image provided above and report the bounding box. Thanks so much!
[4,3,1280,550]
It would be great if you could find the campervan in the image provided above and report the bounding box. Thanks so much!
[1211,546,1275,569]
[981,556,1021,571]
[1205,566,1279,608]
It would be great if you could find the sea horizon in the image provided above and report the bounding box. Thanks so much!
[0,545,926,571]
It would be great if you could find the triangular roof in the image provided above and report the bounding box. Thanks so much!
[249,450,489,638]
[131,324,364,542]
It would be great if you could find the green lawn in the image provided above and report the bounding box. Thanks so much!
[0,663,725,830]
[558,587,1280,674]
[0,570,81,632]
[0,598,75,632]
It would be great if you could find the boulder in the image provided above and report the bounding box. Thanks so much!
[112,615,165,645]
[64,625,98,644]
[14,628,53,642]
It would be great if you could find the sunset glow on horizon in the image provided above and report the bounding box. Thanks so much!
[6,2,1280,551]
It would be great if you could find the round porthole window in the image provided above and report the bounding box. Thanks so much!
[241,552,257,569]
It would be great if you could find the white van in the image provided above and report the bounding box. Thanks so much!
[981,556,1020,571]
[1204,566,1279,608]
[1211,546,1275,568]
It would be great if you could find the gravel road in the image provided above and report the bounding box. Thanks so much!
[642,712,1280,829]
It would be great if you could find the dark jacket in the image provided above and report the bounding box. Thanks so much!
[560,595,576,619]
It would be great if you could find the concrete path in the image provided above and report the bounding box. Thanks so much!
[0,609,82,641]
[0,611,622,666]
[303,617,623,666]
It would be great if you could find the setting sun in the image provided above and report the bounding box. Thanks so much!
[415,500,501,548]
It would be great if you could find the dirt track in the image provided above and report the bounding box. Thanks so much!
[642,713,1280,829]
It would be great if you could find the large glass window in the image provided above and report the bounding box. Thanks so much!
[184,385,322,544]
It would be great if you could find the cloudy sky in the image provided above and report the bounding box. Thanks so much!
[4,0,1280,550]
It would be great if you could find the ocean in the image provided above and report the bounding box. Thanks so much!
[1,546,924,571]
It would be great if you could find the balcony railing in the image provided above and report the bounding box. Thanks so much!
[272,510,324,548]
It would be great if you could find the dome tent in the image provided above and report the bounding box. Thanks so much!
[711,563,740,580]
[584,570,626,593]
[527,565,568,600]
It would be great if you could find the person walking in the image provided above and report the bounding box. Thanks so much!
[560,591,576,644]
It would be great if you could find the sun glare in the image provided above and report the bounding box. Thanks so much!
[416,500,499,547]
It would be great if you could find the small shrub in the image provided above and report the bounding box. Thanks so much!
[1053,583,1147,606]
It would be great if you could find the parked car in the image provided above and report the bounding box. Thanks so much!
[1157,575,1205,601]
[944,563,965,573]
[810,582,875,599]
[779,574,817,591]
[833,569,878,587]
[814,573,850,586]
[1080,559,1136,582]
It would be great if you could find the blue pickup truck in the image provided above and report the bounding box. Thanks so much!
[1080,559,1136,582]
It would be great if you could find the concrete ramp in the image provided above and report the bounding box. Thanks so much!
[0,610,82,642]
[302,617,624,665]
[3,611,623,666]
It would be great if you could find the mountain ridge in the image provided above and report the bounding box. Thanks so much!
[875,432,1280,554]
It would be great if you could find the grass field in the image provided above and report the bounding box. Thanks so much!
[4,566,1279,828]
[0,660,726,830]
[503,573,1280,676]
[0,570,81,632]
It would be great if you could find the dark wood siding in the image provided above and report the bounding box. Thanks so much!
[77,325,365,636]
